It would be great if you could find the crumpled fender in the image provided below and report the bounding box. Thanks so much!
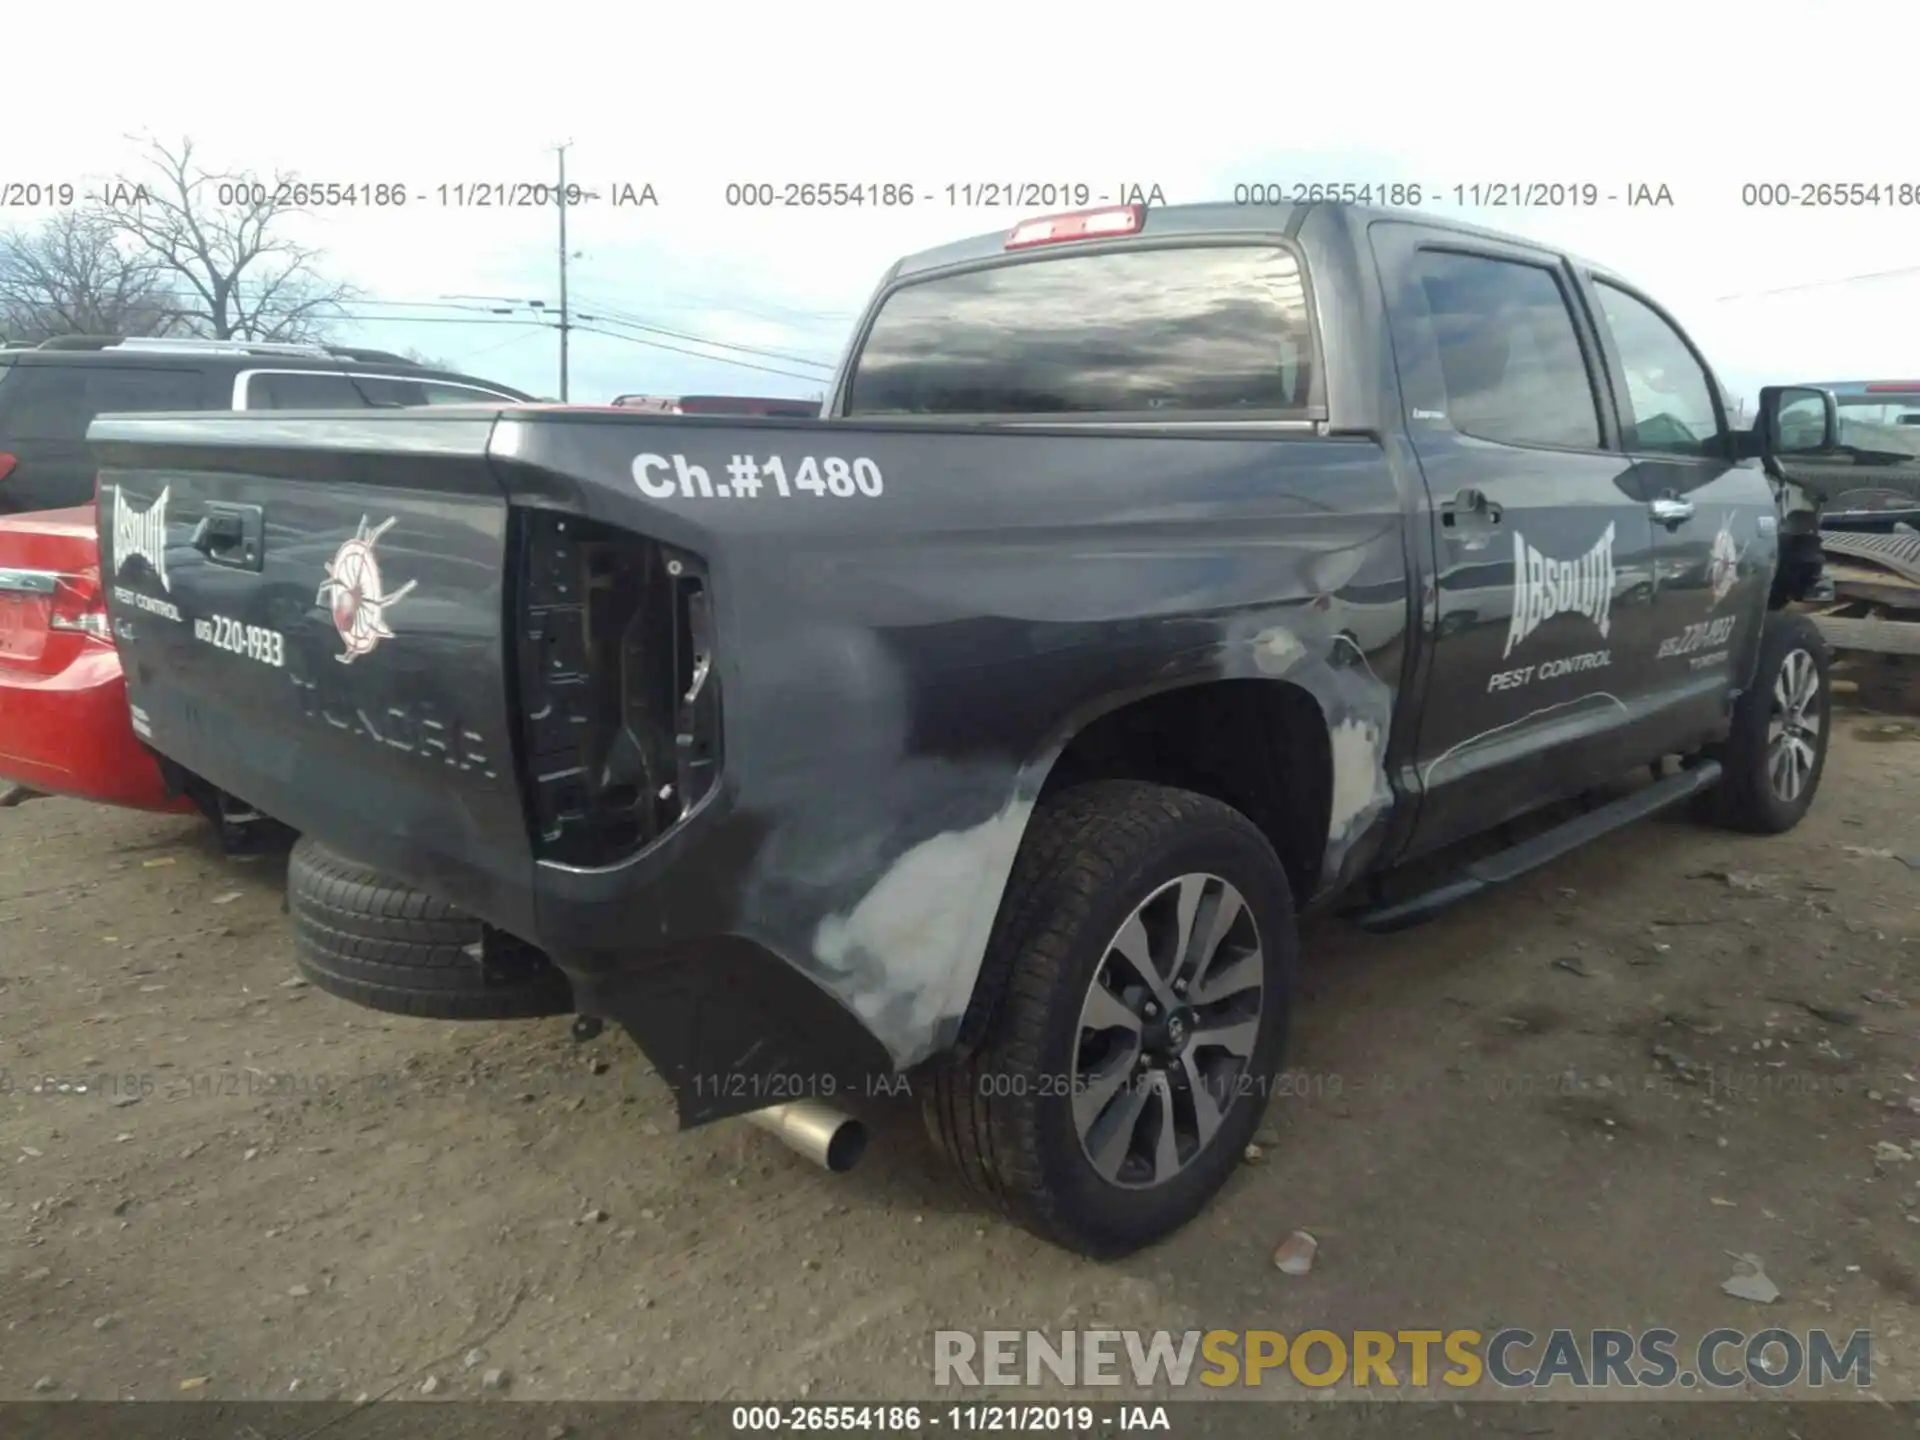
[724,523,1405,1072]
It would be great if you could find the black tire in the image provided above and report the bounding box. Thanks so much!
[286,837,572,1020]
[923,781,1296,1258]
[1701,611,1833,834]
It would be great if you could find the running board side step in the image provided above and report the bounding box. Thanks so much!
[1349,761,1722,934]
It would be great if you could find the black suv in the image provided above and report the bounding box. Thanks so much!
[0,336,535,514]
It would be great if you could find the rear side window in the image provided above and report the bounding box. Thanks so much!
[249,372,517,408]
[1413,250,1602,450]
[248,372,369,409]
[0,364,208,440]
[352,377,504,406]
[354,377,431,406]
[846,245,1315,416]
[415,380,520,404]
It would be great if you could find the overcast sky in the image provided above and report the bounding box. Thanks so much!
[10,0,1917,407]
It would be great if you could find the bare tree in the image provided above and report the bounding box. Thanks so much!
[399,345,455,370]
[92,137,361,342]
[0,209,177,342]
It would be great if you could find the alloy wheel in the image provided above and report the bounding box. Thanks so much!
[1766,647,1822,804]
[1070,873,1265,1189]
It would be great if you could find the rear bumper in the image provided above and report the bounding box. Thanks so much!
[0,645,195,812]
[560,932,903,1129]
[530,783,906,1129]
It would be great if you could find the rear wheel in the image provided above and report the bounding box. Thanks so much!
[923,781,1294,1258]
[1702,611,1832,834]
[287,837,571,1020]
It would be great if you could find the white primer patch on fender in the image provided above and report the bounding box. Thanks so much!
[812,797,1036,1066]
[1252,628,1306,675]
[1326,717,1390,844]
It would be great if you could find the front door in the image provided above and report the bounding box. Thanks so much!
[1371,225,1666,854]
[1580,276,1779,750]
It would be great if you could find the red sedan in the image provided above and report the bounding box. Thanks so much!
[0,505,194,813]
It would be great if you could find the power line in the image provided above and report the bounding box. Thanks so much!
[1714,264,1920,302]
[571,302,836,370]
[568,323,827,383]
[359,284,856,351]
[409,293,836,372]
[333,311,829,382]
[330,298,523,314]
[331,296,836,382]
[599,285,859,326]
[330,314,555,327]
[367,289,838,369]
[459,327,549,363]
[583,307,835,368]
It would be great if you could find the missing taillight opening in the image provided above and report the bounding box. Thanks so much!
[512,510,721,867]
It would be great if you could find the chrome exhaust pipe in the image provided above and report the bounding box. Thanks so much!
[746,1099,868,1173]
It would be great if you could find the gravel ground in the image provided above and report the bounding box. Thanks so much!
[1,713,1915,1433]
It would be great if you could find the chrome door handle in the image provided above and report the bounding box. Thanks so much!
[1649,496,1694,527]
[1440,487,1503,530]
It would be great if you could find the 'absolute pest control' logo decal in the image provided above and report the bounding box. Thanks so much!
[113,484,170,591]
[1503,523,1616,659]
[316,516,415,664]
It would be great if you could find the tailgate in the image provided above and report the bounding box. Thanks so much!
[92,412,537,934]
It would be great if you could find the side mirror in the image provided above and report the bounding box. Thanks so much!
[1759,385,1839,459]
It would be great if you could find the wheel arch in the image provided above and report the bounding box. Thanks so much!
[941,671,1354,1063]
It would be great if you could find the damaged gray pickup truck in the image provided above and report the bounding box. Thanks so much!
[91,201,1848,1257]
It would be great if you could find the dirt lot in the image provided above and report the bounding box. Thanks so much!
[2,711,1917,1424]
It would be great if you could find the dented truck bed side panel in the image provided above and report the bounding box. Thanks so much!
[485,416,1414,1086]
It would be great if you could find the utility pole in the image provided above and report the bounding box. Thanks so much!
[556,141,572,401]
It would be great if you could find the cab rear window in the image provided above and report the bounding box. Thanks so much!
[845,245,1315,417]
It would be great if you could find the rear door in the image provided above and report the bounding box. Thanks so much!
[1371,224,1667,852]
[95,413,538,934]
[0,363,214,514]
